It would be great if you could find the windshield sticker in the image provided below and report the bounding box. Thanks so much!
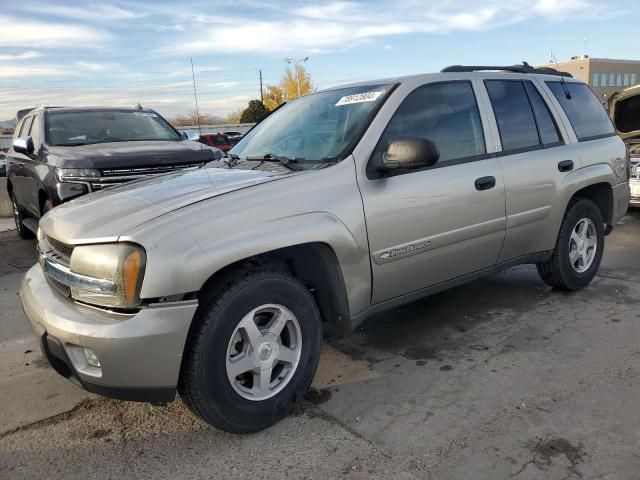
[133,112,158,117]
[335,90,385,106]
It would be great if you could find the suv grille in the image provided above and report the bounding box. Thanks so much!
[42,235,74,266]
[90,162,203,191]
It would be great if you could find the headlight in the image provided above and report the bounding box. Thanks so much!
[70,243,146,308]
[57,168,100,180]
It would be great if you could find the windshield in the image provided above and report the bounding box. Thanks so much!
[231,83,394,164]
[46,110,182,146]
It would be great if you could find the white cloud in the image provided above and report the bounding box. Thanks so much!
[0,15,110,48]
[0,65,69,78]
[162,0,600,54]
[0,51,42,61]
[25,2,145,21]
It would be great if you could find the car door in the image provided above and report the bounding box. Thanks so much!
[22,113,45,216]
[357,80,507,304]
[9,116,33,207]
[481,79,583,262]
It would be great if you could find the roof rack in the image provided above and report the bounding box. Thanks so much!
[441,62,573,78]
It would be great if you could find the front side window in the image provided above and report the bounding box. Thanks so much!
[29,114,41,149]
[546,82,615,141]
[485,80,539,152]
[20,116,33,138]
[45,110,182,146]
[370,81,485,170]
[13,119,24,140]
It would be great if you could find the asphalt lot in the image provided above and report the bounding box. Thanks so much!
[2,211,640,479]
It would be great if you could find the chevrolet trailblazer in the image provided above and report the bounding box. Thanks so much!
[20,64,630,433]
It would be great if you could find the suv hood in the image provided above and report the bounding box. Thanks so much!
[40,166,291,244]
[47,140,213,168]
[609,84,640,144]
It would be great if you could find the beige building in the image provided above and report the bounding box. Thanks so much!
[539,55,640,104]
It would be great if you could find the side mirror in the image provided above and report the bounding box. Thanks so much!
[380,138,439,172]
[13,136,34,155]
[182,130,200,142]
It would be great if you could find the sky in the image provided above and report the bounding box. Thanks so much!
[0,0,636,121]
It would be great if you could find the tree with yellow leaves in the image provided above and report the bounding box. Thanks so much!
[263,64,314,111]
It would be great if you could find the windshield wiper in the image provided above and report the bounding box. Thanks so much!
[245,153,299,171]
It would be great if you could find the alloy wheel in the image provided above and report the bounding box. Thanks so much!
[226,304,302,401]
[569,218,597,273]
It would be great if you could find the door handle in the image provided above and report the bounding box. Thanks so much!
[475,176,496,191]
[558,160,574,172]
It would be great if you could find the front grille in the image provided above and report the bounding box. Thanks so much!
[41,235,74,267]
[99,162,202,177]
[86,162,203,191]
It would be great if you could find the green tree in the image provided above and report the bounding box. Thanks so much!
[240,100,270,123]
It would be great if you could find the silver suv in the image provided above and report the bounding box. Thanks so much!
[20,64,630,433]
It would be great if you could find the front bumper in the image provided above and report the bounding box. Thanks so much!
[20,264,198,405]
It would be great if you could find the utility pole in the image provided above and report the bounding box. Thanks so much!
[259,69,264,103]
[190,58,202,136]
[284,56,309,97]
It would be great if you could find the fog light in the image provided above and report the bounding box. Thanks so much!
[83,347,101,368]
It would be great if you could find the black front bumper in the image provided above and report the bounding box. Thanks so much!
[40,333,176,406]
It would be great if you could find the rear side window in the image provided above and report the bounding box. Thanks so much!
[546,82,615,141]
[486,80,540,152]
[372,81,486,168]
[523,83,561,146]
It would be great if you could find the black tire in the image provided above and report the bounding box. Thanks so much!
[179,269,322,433]
[537,198,604,290]
[10,192,35,240]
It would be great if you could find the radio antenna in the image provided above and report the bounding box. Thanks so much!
[190,58,202,136]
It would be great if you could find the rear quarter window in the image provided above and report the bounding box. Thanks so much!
[546,82,615,141]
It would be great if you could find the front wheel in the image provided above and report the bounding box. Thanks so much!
[10,192,34,240]
[179,269,322,433]
[537,198,604,290]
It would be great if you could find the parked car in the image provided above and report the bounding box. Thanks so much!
[198,132,233,152]
[6,106,216,239]
[0,151,6,177]
[21,64,629,433]
[224,131,245,145]
[609,84,640,206]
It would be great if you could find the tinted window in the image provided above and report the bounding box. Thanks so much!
[524,82,561,145]
[373,81,485,167]
[486,80,539,151]
[546,82,615,141]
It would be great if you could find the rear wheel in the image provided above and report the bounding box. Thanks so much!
[10,192,34,240]
[179,269,322,433]
[537,198,604,290]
